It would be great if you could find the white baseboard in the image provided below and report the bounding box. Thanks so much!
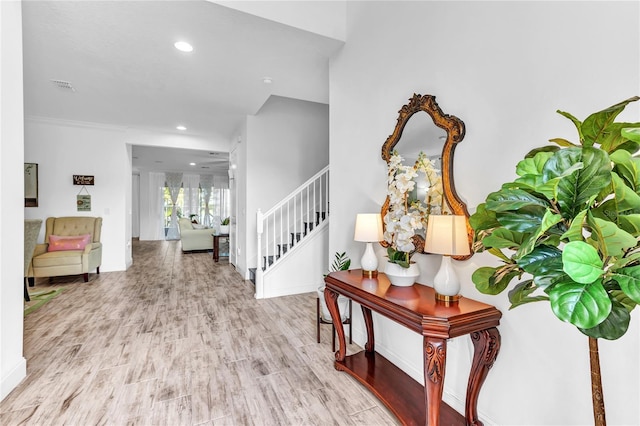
[1,357,26,401]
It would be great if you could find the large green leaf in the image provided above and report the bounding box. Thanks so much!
[496,205,547,233]
[472,266,516,295]
[579,299,630,340]
[611,266,640,304]
[609,289,638,312]
[598,123,640,153]
[517,245,563,276]
[622,127,640,143]
[549,279,611,329]
[516,152,554,178]
[611,172,640,214]
[486,189,549,212]
[548,138,579,148]
[515,210,563,258]
[525,145,561,158]
[561,209,587,242]
[611,172,640,213]
[616,140,640,155]
[581,96,640,147]
[543,147,611,219]
[612,251,640,269]
[587,215,637,257]
[469,203,500,232]
[610,149,639,191]
[487,247,512,262]
[555,110,585,145]
[482,228,525,249]
[587,215,638,257]
[508,279,549,309]
[532,161,585,201]
[562,241,603,284]
[618,214,640,236]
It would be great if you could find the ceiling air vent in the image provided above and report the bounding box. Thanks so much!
[50,79,76,92]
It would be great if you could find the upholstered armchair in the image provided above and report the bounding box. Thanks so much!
[24,219,43,301]
[28,216,102,284]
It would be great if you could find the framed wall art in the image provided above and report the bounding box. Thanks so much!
[24,163,38,207]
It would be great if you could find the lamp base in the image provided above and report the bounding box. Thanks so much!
[435,292,461,303]
[362,269,378,278]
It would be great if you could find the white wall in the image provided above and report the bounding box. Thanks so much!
[24,119,130,272]
[330,1,639,425]
[229,120,247,271]
[239,95,329,279]
[214,0,346,41]
[0,0,27,401]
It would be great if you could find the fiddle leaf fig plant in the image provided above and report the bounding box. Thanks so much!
[471,96,640,340]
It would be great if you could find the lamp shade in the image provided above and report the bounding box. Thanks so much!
[425,215,470,256]
[354,213,383,242]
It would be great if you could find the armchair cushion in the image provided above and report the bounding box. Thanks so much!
[48,234,91,252]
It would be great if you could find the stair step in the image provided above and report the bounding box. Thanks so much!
[277,243,290,255]
[290,232,303,246]
[304,221,314,234]
[262,254,280,270]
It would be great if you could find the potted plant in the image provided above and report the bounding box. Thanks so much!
[220,217,230,234]
[318,252,352,343]
[470,97,640,424]
[382,150,441,285]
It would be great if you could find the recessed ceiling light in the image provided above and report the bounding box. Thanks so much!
[176,125,187,131]
[174,41,193,52]
[263,77,273,84]
[189,162,196,166]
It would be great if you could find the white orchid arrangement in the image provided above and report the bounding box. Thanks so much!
[383,151,442,267]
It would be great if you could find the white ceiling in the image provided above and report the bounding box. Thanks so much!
[21,0,344,173]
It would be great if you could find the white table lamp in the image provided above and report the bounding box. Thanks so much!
[425,215,470,302]
[354,213,384,278]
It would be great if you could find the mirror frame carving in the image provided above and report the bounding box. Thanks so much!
[381,93,472,260]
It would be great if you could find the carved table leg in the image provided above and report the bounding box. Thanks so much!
[361,305,374,353]
[424,337,447,426]
[465,327,501,426]
[324,287,346,362]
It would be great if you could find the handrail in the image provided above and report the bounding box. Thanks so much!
[261,166,329,217]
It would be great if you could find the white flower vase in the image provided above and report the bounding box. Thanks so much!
[220,225,230,234]
[384,261,420,287]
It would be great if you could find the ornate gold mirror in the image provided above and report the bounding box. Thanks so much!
[381,93,472,260]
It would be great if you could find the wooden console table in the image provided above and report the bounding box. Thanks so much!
[212,234,229,262]
[324,269,502,426]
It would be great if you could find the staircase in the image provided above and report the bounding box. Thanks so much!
[253,166,329,298]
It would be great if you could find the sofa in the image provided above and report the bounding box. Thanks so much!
[28,216,102,283]
[178,218,213,252]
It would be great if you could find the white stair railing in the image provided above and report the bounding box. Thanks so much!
[256,166,329,298]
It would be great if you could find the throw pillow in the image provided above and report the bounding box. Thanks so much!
[48,234,92,252]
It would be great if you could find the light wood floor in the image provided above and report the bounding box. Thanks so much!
[1,240,399,426]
